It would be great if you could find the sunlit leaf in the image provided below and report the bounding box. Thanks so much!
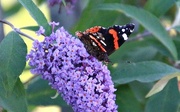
[146,73,180,97]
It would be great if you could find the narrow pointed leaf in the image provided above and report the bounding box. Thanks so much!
[109,39,158,63]
[146,73,180,97]
[17,0,51,34]
[111,61,180,85]
[21,26,39,31]
[144,0,177,17]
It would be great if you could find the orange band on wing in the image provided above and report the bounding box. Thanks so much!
[89,35,107,52]
[109,29,119,50]
[85,26,101,33]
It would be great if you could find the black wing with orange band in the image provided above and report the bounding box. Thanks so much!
[76,23,135,62]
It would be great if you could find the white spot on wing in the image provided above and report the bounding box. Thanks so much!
[122,33,128,40]
[101,27,106,29]
[100,40,107,46]
[130,29,134,32]
[96,36,100,39]
[92,42,97,46]
[122,29,125,32]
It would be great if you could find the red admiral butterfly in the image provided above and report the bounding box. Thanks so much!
[76,23,135,63]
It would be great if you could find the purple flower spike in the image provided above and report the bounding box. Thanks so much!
[27,25,118,112]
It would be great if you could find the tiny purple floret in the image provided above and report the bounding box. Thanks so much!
[36,26,45,36]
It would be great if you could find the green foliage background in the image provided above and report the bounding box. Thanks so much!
[0,0,180,112]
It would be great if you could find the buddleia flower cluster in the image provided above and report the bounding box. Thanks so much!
[27,22,118,112]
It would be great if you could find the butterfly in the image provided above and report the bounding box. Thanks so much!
[76,23,135,62]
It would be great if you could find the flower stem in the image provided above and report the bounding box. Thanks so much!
[0,20,35,41]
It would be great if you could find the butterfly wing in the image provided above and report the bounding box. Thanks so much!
[76,23,135,62]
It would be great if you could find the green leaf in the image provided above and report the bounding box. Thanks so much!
[116,84,143,112]
[129,81,153,103]
[146,38,174,59]
[71,0,127,33]
[173,38,180,60]
[3,2,22,18]
[17,0,51,34]
[144,0,177,17]
[0,31,27,93]
[173,26,180,33]
[97,3,177,60]
[0,78,28,112]
[145,78,180,112]
[21,26,39,32]
[27,77,68,106]
[36,0,45,5]
[109,39,158,63]
[146,73,180,97]
[111,61,180,85]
